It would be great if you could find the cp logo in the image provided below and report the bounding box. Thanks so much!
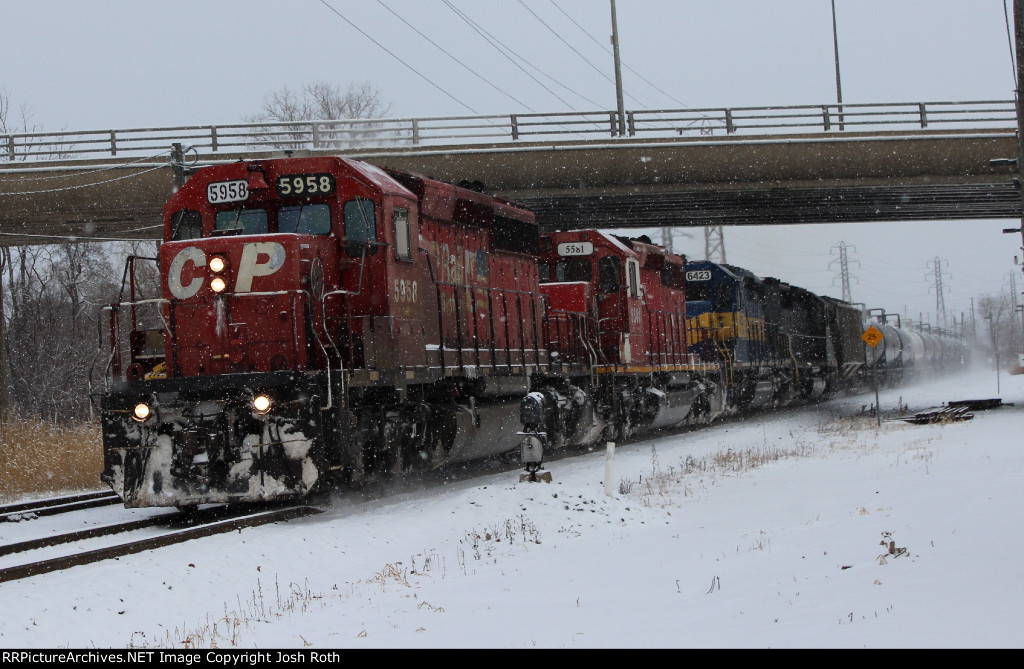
[168,242,286,299]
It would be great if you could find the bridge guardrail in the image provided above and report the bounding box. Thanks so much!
[2,100,1016,163]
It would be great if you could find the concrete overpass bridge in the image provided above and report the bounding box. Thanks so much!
[0,100,1020,246]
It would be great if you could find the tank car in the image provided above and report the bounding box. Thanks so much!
[97,155,549,507]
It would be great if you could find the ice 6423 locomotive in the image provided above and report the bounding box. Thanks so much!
[95,155,964,508]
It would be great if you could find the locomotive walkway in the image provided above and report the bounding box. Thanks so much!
[0,100,1020,245]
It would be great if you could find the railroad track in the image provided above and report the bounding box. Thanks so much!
[0,490,121,522]
[0,503,321,583]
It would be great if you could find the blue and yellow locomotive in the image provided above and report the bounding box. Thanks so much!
[683,261,866,412]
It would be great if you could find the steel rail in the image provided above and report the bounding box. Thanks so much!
[0,491,121,522]
[0,505,322,583]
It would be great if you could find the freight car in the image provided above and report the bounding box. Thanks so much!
[863,310,968,386]
[93,156,965,508]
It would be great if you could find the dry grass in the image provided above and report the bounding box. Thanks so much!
[0,415,103,501]
[627,416,875,508]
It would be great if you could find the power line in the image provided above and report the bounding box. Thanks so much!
[515,0,649,109]
[374,0,538,112]
[317,0,481,114]
[547,0,689,109]
[0,163,169,196]
[0,149,173,182]
[441,0,595,110]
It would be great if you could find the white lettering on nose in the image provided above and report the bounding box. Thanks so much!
[235,242,286,292]
[168,247,206,299]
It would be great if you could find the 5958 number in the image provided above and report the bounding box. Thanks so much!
[207,180,249,204]
[276,173,336,197]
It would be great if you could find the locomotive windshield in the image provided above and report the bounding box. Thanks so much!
[539,258,591,283]
[279,203,331,235]
[214,208,268,235]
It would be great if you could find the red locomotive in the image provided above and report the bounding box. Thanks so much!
[96,155,963,508]
[99,155,549,507]
[517,231,723,472]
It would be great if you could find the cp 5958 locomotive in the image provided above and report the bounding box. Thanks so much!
[95,155,965,508]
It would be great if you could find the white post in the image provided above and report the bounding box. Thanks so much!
[604,441,616,496]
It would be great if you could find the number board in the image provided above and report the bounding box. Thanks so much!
[207,180,249,204]
[275,173,336,198]
[557,241,594,257]
[685,270,712,282]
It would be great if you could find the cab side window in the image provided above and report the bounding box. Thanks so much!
[626,259,641,298]
[599,256,622,294]
[393,207,412,260]
[343,198,377,256]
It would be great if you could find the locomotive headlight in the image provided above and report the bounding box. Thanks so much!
[252,394,272,415]
[210,276,227,293]
[132,402,151,422]
[208,256,226,273]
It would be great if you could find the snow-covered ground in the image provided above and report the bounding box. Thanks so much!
[0,362,1020,649]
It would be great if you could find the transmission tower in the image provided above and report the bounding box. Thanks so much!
[829,242,860,302]
[927,258,951,327]
[660,226,694,257]
[704,226,726,263]
[660,226,674,254]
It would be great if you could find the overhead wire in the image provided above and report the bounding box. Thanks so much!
[0,149,173,182]
[440,0,598,110]
[514,0,651,109]
[0,162,170,196]
[374,0,538,112]
[548,0,689,109]
[0,230,158,243]
[317,0,481,115]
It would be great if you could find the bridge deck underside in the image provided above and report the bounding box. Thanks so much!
[522,183,1022,231]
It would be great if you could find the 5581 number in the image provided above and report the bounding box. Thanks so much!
[276,173,336,197]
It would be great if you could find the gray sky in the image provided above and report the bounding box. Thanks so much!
[2,0,1021,327]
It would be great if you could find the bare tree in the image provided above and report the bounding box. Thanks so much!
[244,81,394,150]
[0,90,77,160]
[249,81,390,123]
[2,242,128,423]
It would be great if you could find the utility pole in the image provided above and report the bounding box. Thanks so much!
[0,250,7,417]
[831,0,844,130]
[610,0,626,137]
[971,297,977,340]
[830,241,859,302]
[927,258,950,328]
[171,143,186,191]
[1016,0,1024,239]
[1008,271,1019,349]
[1006,2,1024,264]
